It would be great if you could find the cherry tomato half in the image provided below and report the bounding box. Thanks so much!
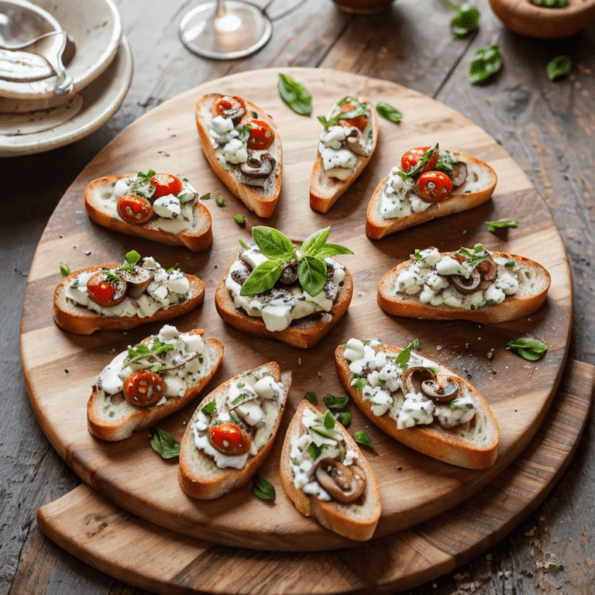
[214,95,246,118]
[416,170,453,202]
[117,194,153,225]
[87,270,127,307]
[337,102,369,132]
[150,173,183,198]
[400,146,439,174]
[247,120,275,151]
[208,422,251,456]
[123,370,165,407]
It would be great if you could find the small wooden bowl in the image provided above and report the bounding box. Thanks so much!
[488,0,595,39]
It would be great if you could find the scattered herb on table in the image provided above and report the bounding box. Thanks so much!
[253,475,276,500]
[469,45,502,83]
[305,391,317,404]
[215,195,225,207]
[376,101,403,124]
[234,214,246,227]
[338,411,352,427]
[150,428,180,459]
[278,73,313,117]
[60,263,70,276]
[199,192,211,200]
[486,219,519,232]
[507,337,550,361]
[440,0,480,38]
[324,394,350,410]
[547,55,572,80]
[354,430,374,449]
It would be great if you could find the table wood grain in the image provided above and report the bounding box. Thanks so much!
[4,0,595,594]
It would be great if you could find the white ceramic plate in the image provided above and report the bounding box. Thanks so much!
[0,0,122,99]
[0,36,132,156]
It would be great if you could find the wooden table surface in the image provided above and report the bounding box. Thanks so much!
[3,0,595,594]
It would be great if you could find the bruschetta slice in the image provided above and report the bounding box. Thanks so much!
[336,338,500,470]
[310,96,379,213]
[179,362,291,500]
[366,144,497,239]
[377,244,551,323]
[280,399,381,541]
[87,325,224,442]
[54,251,205,335]
[84,170,212,251]
[195,93,282,218]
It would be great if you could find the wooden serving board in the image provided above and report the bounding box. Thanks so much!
[37,360,594,595]
[21,68,573,552]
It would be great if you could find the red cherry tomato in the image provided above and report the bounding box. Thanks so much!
[87,270,127,307]
[337,102,369,132]
[123,370,165,407]
[247,120,275,151]
[214,96,246,118]
[117,194,153,224]
[416,170,453,202]
[208,422,251,456]
[150,173,183,198]
[401,146,439,174]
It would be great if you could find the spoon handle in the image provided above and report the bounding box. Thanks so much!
[42,33,73,95]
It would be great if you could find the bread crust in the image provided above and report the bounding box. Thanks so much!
[335,342,500,470]
[178,363,291,500]
[214,259,354,349]
[365,152,497,240]
[310,97,379,214]
[53,264,206,335]
[87,329,224,442]
[195,93,282,218]
[377,251,551,324]
[84,174,213,251]
[279,400,381,541]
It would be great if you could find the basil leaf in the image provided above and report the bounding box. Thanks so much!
[507,338,550,361]
[436,151,456,177]
[253,475,276,501]
[253,226,296,260]
[547,55,571,80]
[240,259,284,296]
[201,400,217,414]
[451,4,479,38]
[234,214,246,227]
[533,0,569,6]
[338,411,352,427]
[125,250,141,266]
[486,219,519,232]
[278,73,312,117]
[376,102,403,124]
[354,430,374,449]
[60,263,70,276]
[396,339,420,370]
[308,441,322,461]
[324,394,350,410]
[470,45,502,83]
[297,256,327,297]
[314,243,354,259]
[239,239,250,250]
[305,391,317,404]
[323,410,336,430]
[150,428,180,459]
[405,144,438,179]
[300,227,330,256]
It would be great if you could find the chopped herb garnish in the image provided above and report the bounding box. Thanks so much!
[201,400,217,414]
[278,73,313,117]
[234,214,246,227]
[150,428,180,459]
[470,45,502,83]
[199,192,211,200]
[375,101,403,124]
[60,263,70,276]
[305,391,317,404]
[253,475,276,501]
[215,196,225,207]
[440,0,480,38]
[323,410,336,430]
[396,339,420,370]
[507,337,550,361]
[547,55,571,80]
[323,394,350,410]
[318,97,370,131]
[338,411,352,427]
[354,430,374,449]
[486,219,519,232]
[124,339,174,368]
[533,0,569,6]
[308,441,322,461]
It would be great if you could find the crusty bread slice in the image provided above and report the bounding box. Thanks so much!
[178,362,291,500]
[53,264,205,335]
[377,251,551,324]
[84,174,213,251]
[87,329,224,442]
[195,93,282,218]
[310,97,379,214]
[214,261,353,349]
[279,399,381,541]
[335,341,500,470]
[366,152,497,240]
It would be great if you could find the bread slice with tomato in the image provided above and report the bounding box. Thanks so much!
[310,96,379,214]
[195,94,283,218]
[84,170,212,251]
[53,252,206,335]
[87,326,224,442]
[178,362,291,500]
[279,399,381,541]
[335,338,500,470]
[366,144,497,240]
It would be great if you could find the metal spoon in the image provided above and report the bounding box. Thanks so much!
[0,29,64,51]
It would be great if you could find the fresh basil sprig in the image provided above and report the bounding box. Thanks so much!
[486,219,519,232]
[507,338,550,361]
[547,56,571,80]
[253,474,276,501]
[239,226,352,297]
[376,102,403,124]
[124,338,174,368]
[470,45,502,83]
[278,73,312,117]
[318,97,370,131]
[150,428,180,459]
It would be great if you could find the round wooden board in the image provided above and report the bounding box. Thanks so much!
[21,68,572,552]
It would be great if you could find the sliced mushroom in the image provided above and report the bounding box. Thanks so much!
[450,271,482,295]
[345,129,368,156]
[279,260,298,285]
[450,161,468,187]
[421,376,461,403]
[314,458,366,503]
[119,266,154,298]
[476,252,498,285]
[448,250,497,294]
[402,366,436,396]
[238,152,275,186]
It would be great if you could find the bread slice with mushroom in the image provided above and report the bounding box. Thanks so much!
[279,399,381,541]
[195,93,282,218]
[377,245,551,324]
[87,326,224,441]
[335,338,500,470]
[178,362,291,500]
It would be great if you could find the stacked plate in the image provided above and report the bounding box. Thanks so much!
[0,0,132,157]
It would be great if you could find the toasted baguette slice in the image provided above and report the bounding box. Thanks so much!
[87,327,224,441]
[335,339,500,469]
[366,152,497,240]
[195,93,282,218]
[84,174,213,251]
[280,400,381,541]
[178,362,291,500]
[377,247,551,324]
[53,263,205,335]
[214,260,353,349]
[310,97,379,214]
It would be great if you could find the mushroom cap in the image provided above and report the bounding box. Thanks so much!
[314,458,366,504]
